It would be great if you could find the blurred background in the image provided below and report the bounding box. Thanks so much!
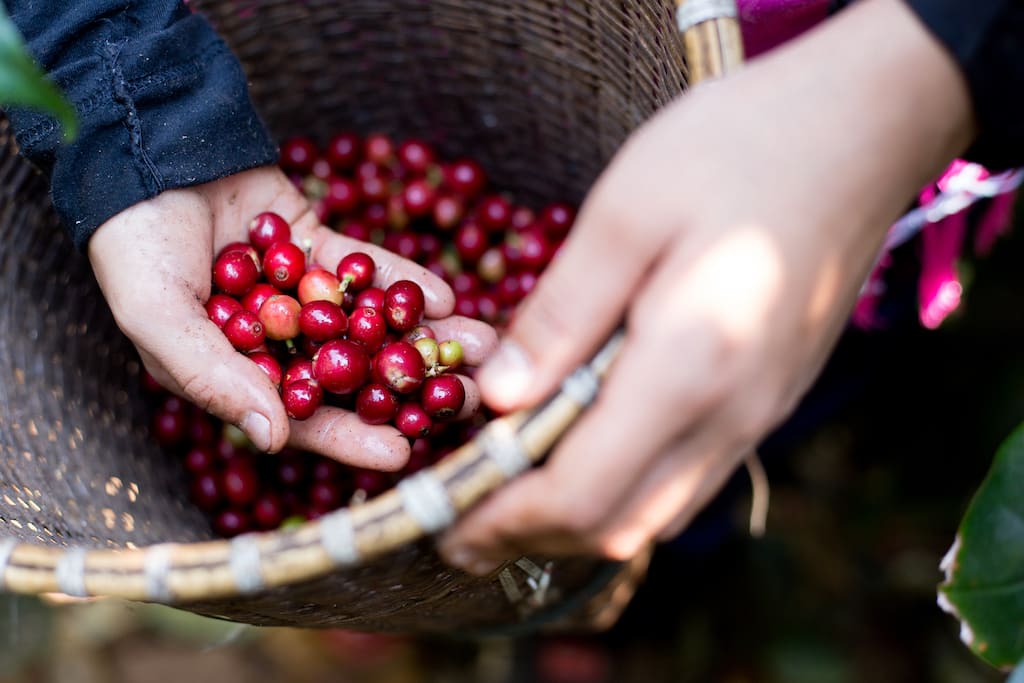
[3,205,1023,683]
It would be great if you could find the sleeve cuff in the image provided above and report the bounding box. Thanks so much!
[7,10,278,250]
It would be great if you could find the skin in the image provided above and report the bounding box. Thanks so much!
[88,166,498,471]
[438,0,977,573]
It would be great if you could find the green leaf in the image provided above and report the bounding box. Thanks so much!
[0,4,76,140]
[938,422,1024,670]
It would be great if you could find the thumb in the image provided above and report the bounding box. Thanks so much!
[141,306,290,453]
[476,191,662,411]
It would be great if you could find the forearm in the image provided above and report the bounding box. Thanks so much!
[2,0,278,249]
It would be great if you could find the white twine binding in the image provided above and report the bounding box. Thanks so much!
[481,420,531,478]
[229,534,265,593]
[143,544,174,602]
[320,509,360,565]
[397,472,456,533]
[0,538,17,591]
[55,547,88,597]
[676,0,737,33]
[560,366,600,407]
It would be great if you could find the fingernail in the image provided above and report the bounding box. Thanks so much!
[241,412,272,452]
[477,340,533,404]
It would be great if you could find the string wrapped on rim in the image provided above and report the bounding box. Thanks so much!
[0,0,739,631]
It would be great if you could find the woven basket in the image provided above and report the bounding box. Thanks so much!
[0,0,741,632]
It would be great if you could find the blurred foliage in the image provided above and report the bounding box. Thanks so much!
[0,3,76,139]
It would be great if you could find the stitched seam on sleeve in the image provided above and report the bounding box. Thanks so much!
[103,40,164,194]
[15,40,231,149]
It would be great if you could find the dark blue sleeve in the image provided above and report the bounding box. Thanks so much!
[2,1,279,250]
[902,0,1024,170]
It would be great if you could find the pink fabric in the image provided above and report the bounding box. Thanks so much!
[736,0,831,57]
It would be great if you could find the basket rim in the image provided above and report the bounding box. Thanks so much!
[0,333,622,603]
[0,1,744,605]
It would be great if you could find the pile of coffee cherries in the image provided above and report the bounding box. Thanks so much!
[147,132,574,537]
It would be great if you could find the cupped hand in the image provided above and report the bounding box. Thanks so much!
[439,0,974,573]
[89,166,497,470]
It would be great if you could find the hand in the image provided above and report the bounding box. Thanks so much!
[88,166,497,470]
[439,0,974,573]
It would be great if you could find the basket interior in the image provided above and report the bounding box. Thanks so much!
[0,0,687,551]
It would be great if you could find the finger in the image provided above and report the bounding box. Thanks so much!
[453,374,481,421]
[287,407,410,471]
[420,316,499,366]
[291,209,455,319]
[134,307,290,454]
[474,159,672,412]
[439,324,721,569]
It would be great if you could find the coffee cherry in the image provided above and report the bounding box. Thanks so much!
[395,403,432,439]
[248,211,291,252]
[326,131,361,170]
[214,250,259,296]
[362,202,388,229]
[475,292,500,323]
[453,221,488,264]
[510,206,536,231]
[323,176,361,215]
[432,193,464,230]
[253,493,286,530]
[262,242,306,290]
[383,280,425,332]
[374,341,426,394]
[206,294,243,328]
[353,286,385,312]
[397,139,434,175]
[259,294,302,341]
[383,231,420,261]
[183,445,216,474]
[540,202,575,238]
[152,408,186,446]
[418,233,442,260]
[190,472,223,511]
[218,241,262,272]
[453,294,478,319]
[347,307,388,353]
[223,460,260,505]
[280,136,318,172]
[478,195,511,232]
[517,228,552,271]
[187,411,217,445]
[421,375,465,419]
[283,357,314,387]
[223,310,265,351]
[276,455,308,487]
[355,383,400,425]
[313,339,371,394]
[248,351,283,389]
[413,337,440,368]
[213,509,251,538]
[401,179,436,217]
[341,220,372,242]
[437,340,464,369]
[312,458,344,482]
[240,283,282,315]
[309,479,344,511]
[353,468,392,497]
[283,378,323,420]
[364,133,395,166]
[403,325,435,344]
[297,268,344,306]
[446,158,486,198]
[337,252,376,292]
[477,246,506,283]
[451,272,481,296]
[295,301,344,341]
